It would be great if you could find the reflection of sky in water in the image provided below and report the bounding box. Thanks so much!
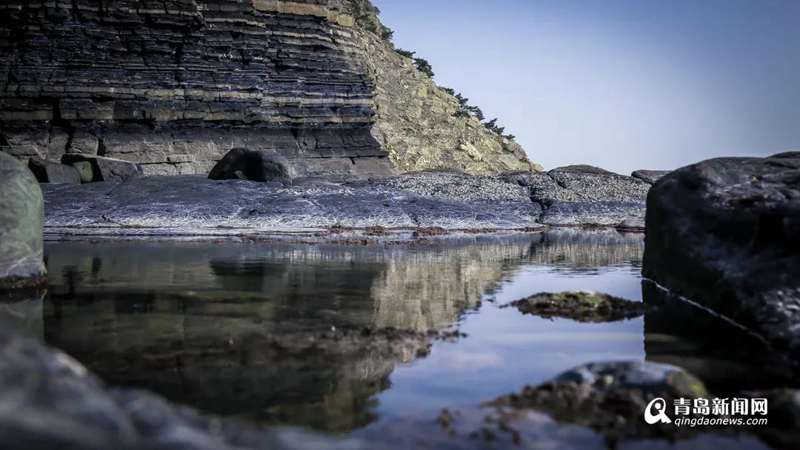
[39,233,647,432]
[372,264,644,421]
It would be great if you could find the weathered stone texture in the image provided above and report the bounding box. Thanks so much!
[0,153,46,287]
[643,153,800,360]
[0,0,390,177]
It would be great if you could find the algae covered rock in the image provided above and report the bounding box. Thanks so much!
[504,291,645,322]
[0,152,46,289]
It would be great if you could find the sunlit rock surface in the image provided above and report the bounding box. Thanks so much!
[503,165,650,228]
[41,172,543,235]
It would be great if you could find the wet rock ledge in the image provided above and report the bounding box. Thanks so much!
[41,165,653,237]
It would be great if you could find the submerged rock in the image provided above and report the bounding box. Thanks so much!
[504,291,646,322]
[0,153,46,289]
[27,157,81,184]
[643,152,800,360]
[422,361,782,449]
[503,165,650,228]
[479,361,709,442]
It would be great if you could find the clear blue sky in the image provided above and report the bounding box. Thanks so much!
[373,0,800,173]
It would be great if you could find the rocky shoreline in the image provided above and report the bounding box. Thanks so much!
[40,165,651,238]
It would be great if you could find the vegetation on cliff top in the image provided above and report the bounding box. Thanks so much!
[349,1,519,144]
[396,50,516,142]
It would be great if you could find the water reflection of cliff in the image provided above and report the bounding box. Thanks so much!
[42,237,538,432]
[527,229,644,270]
[42,231,645,432]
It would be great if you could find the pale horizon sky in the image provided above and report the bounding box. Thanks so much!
[373,0,800,174]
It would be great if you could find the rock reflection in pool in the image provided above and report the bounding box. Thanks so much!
[42,230,646,434]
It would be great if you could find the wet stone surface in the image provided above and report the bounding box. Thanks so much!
[503,291,646,323]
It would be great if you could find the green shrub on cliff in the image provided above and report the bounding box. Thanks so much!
[413,57,435,78]
[349,0,394,42]
[395,48,415,59]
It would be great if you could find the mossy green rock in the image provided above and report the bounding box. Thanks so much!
[0,152,46,288]
[505,291,646,322]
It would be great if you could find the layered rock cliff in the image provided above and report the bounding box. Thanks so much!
[0,0,537,177]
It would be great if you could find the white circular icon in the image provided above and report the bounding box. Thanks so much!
[644,398,672,424]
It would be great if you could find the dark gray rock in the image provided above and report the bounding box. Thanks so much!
[503,166,650,228]
[42,172,543,235]
[62,155,143,183]
[28,157,81,184]
[0,153,46,289]
[209,148,296,185]
[643,153,800,360]
[632,169,670,184]
[0,327,370,450]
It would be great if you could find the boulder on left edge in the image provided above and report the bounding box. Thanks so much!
[208,148,296,185]
[61,155,143,183]
[27,157,81,184]
[0,152,46,289]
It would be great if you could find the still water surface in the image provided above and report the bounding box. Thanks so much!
[41,230,648,433]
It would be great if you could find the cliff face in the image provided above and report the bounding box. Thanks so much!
[345,1,538,174]
[0,0,537,177]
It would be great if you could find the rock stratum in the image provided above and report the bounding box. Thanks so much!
[41,167,651,236]
[0,0,535,178]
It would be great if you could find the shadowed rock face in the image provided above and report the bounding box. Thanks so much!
[0,0,534,177]
[643,153,800,360]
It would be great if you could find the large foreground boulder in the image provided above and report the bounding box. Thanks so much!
[643,152,800,359]
[0,153,46,289]
[0,327,366,450]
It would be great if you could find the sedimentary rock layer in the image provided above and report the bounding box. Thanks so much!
[0,0,390,177]
[0,0,536,176]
